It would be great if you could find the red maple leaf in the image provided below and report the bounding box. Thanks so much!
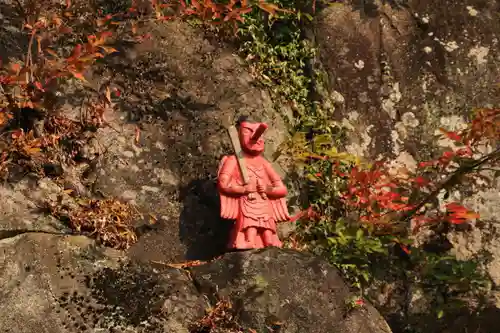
[445,202,480,224]
[439,128,462,142]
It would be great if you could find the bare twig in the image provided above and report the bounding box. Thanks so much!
[26,29,37,83]
[402,147,500,225]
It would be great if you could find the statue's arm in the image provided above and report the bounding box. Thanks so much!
[218,156,246,196]
[263,160,288,198]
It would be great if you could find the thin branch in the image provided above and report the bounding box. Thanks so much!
[26,29,37,83]
[13,0,26,18]
[402,147,500,225]
[477,167,500,172]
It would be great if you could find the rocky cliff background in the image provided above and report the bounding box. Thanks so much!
[0,0,499,332]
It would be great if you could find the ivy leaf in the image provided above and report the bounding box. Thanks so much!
[306,173,319,182]
[355,228,364,240]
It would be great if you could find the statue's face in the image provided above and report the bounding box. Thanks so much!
[239,121,267,155]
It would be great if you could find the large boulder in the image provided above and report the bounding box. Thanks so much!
[0,234,392,333]
[0,233,206,333]
[190,247,393,333]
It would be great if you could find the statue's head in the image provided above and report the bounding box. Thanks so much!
[236,116,268,156]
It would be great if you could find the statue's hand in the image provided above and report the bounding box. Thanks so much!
[255,180,268,200]
[244,183,256,194]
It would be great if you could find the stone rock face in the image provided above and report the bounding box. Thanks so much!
[0,233,206,333]
[0,15,291,263]
[314,0,500,330]
[315,0,500,159]
[0,234,392,333]
[81,20,291,263]
[0,178,70,236]
[1,0,498,332]
[191,247,392,333]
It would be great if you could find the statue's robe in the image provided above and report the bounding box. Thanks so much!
[217,155,290,249]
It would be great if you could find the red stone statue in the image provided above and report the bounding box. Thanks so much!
[217,118,290,250]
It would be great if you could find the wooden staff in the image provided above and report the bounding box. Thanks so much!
[222,115,249,185]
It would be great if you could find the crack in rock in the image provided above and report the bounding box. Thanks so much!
[0,229,73,241]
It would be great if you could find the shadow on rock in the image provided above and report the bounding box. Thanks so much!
[346,0,410,19]
[448,306,500,333]
[56,259,206,333]
[121,89,218,124]
[0,3,29,61]
[388,304,500,333]
[179,177,233,261]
